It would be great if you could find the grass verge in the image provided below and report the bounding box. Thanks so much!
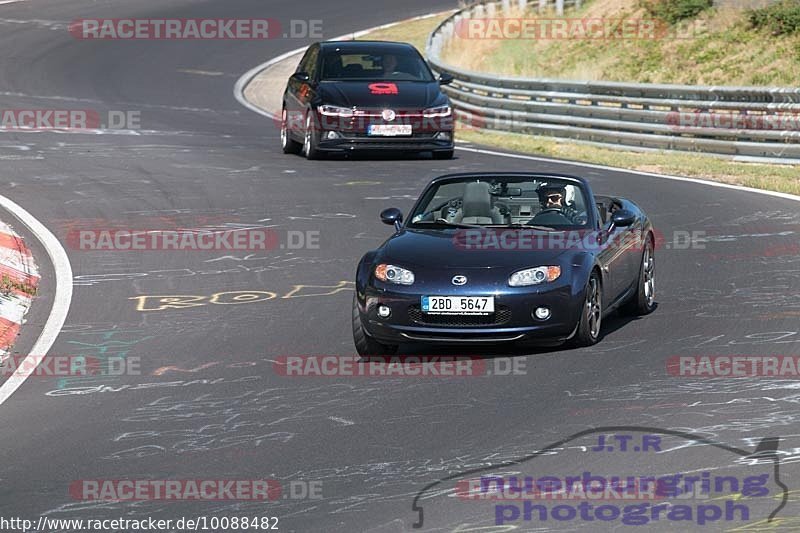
[359,13,453,51]
[440,0,800,86]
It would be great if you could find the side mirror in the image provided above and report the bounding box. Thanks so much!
[610,209,636,229]
[380,208,403,231]
[291,72,310,82]
[438,73,454,85]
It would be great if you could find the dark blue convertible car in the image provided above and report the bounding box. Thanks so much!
[353,172,656,354]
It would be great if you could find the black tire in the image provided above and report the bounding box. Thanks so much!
[433,149,454,160]
[280,108,302,154]
[352,295,398,356]
[622,236,656,316]
[302,112,322,160]
[572,271,602,347]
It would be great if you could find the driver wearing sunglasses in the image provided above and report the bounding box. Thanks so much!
[545,192,565,208]
[535,185,578,222]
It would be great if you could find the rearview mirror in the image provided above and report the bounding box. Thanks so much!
[610,209,636,229]
[291,72,310,82]
[499,187,522,197]
[380,208,403,231]
[438,73,454,85]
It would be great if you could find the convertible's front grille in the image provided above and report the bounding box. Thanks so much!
[407,305,512,327]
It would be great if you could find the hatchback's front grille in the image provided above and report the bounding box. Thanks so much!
[343,133,437,139]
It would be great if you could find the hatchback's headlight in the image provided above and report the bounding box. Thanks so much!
[318,105,354,117]
[508,266,561,287]
[422,105,451,117]
[375,264,415,285]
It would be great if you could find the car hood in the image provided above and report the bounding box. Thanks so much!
[318,81,445,109]
[378,229,578,269]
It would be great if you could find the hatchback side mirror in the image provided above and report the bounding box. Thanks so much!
[380,208,403,231]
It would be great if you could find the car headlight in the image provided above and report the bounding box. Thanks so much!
[375,264,415,285]
[422,105,451,117]
[318,105,354,117]
[508,266,561,287]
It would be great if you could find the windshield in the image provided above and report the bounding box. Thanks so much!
[408,177,591,229]
[320,48,434,82]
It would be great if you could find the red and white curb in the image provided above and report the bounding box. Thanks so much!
[0,221,39,364]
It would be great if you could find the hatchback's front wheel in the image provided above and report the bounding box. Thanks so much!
[303,112,322,160]
[280,108,302,154]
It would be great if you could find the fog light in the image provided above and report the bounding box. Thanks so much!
[434,131,451,140]
[534,307,551,320]
[325,131,341,139]
[377,305,391,318]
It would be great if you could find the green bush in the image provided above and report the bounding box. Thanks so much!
[749,1,800,35]
[640,0,714,24]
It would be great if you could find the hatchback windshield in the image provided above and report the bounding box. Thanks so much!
[320,48,434,82]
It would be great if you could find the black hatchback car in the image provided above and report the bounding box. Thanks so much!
[281,40,455,159]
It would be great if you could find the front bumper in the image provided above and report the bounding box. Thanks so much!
[314,110,454,152]
[317,133,454,152]
[358,280,584,345]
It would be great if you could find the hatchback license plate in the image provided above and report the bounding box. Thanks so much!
[368,124,412,136]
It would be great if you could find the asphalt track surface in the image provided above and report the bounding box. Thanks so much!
[1,0,800,531]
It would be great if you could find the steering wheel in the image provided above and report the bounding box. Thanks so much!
[530,208,573,225]
[419,197,462,219]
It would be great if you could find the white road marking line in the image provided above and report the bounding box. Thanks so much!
[0,0,25,5]
[0,195,72,406]
[178,69,224,77]
[456,145,800,203]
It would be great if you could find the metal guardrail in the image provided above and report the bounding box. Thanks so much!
[427,0,800,161]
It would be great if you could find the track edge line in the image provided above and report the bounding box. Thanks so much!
[0,195,73,405]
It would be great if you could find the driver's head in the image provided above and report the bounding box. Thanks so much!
[382,54,398,74]
[538,185,567,208]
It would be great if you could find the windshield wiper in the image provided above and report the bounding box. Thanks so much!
[415,219,485,229]
[485,223,559,231]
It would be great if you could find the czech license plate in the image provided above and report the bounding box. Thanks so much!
[421,296,494,315]
[368,124,412,136]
